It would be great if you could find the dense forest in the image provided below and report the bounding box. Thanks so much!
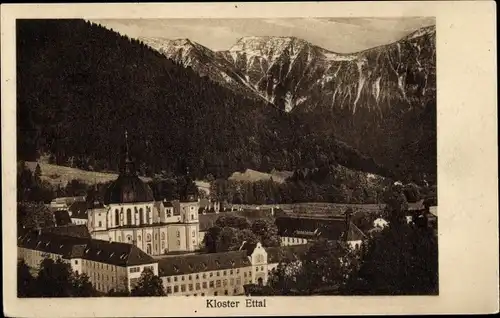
[17,19,393,182]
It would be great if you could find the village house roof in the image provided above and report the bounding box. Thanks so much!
[42,224,91,239]
[157,250,251,277]
[275,215,349,241]
[53,210,72,226]
[68,201,89,219]
[18,231,155,267]
[51,196,86,205]
[346,222,367,241]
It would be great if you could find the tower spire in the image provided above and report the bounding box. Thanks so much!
[122,130,136,176]
[125,130,130,160]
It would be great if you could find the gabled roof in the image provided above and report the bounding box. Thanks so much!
[346,222,367,241]
[68,201,89,219]
[275,215,348,241]
[42,224,91,239]
[18,231,155,267]
[157,250,251,277]
[53,210,72,226]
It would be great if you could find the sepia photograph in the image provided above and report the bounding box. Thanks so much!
[15,15,438,298]
[2,2,498,317]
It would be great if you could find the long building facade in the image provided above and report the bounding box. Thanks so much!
[17,230,308,296]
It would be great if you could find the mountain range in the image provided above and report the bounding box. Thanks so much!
[17,19,392,185]
[140,25,437,181]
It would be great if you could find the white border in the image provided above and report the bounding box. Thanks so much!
[2,2,498,316]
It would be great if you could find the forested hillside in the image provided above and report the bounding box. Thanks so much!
[17,19,390,180]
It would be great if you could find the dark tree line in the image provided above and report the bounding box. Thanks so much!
[209,169,427,205]
[17,19,394,184]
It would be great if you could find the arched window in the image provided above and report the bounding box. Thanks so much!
[126,209,132,224]
[138,235,141,241]
[154,233,158,240]
[191,214,194,220]
[115,209,119,226]
[139,208,144,225]
[127,235,132,242]
[176,231,180,238]
[146,234,151,242]
[161,232,165,240]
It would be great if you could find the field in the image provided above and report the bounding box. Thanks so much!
[228,168,293,184]
[230,200,425,216]
[25,162,209,195]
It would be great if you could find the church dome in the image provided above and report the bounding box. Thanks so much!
[102,131,154,205]
[103,174,154,205]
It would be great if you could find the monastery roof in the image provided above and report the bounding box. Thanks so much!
[53,210,72,226]
[41,224,91,239]
[68,201,89,219]
[157,250,251,277]
[18,231,155,267]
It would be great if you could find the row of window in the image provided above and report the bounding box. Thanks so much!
[165,269,249,283]
[114,207,153,226]
[284,237,307,244]
[169,289,241,296]
[114,230,197,243]
[81,259,116,272]
[129,265,155,273]
[167,278,245,293]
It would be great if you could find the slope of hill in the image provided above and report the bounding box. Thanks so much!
[228,168,293,184]
[25,162,151,186]
[17,19,389,183]
[25,162,210,196]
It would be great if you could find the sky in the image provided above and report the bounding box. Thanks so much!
[92,17,435,53]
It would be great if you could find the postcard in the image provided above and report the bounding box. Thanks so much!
[2,1,498,317]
